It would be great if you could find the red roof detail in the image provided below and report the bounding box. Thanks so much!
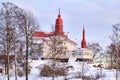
[34,32,54,37]
[81,27,87,48]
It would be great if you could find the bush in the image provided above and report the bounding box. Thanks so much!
[40,64,54,77]
[82,75,92,80]
[40,64,66,77]
[93,65,96,67]
[97,64,103,68]
[17,63,31,77]
[23,65,31,74]
[17,68,24,77]
[55,67,66,76]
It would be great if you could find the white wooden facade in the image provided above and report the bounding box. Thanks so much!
[33,36,77,59]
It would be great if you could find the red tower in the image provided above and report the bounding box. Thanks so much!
[55,9,64,35]
[34,9,68,38]
[81,27,87,48]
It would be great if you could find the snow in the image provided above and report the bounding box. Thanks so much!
[0,60,120,80]
[68,55,77,63]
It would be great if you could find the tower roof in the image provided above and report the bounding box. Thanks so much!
[56,8,63,24]
[81,27,87,48]
[58,8,61,17]
[34,9,67,38]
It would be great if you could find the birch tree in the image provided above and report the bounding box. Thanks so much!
[0,2,39,80]
[0,2,21,80]
[16,9,39,80]
[107,23,120,80]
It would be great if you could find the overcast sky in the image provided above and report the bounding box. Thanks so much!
[0,0,120,49]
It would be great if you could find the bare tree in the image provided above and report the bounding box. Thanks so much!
[17,9,39,80]
[107,24,120,65]
[50,36,67,60]
[87,42,103,75]
[87,42,103,58]
[0,2,39,80]
[47,36,67,80]
[107,23,120,80]
[107,43,115,68]
[0,2,21,80]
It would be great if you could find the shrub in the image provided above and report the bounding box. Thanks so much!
[40,64,54,77]
[17,68,24,77]
[97,64,103,68]
[55,67,66,76]
[66,66,73,69]
[82,75,92,80]
[23,65,31,74]
[17,63,31,77]
[93,65,96,67]
[40,64,67,77]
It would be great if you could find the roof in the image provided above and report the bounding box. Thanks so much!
[33,32,54,37]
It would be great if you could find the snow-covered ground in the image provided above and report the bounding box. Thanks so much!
[0,60,120,80]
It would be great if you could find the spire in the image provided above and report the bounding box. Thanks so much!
[55,8,64,35]
[81,26,87,48]
[83,26,85,39]
[58,8,61,17]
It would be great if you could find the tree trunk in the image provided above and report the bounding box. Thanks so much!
[5,63,7,75]
[15,54,17,80]
[110,54,113,68]
[26,35,29,80]
[7,27,10,80]
[14,42,17,80]
[100,53,102,75]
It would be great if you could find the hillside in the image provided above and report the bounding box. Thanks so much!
[0,60,120,80]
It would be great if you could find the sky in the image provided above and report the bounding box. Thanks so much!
[0,0,120,49]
